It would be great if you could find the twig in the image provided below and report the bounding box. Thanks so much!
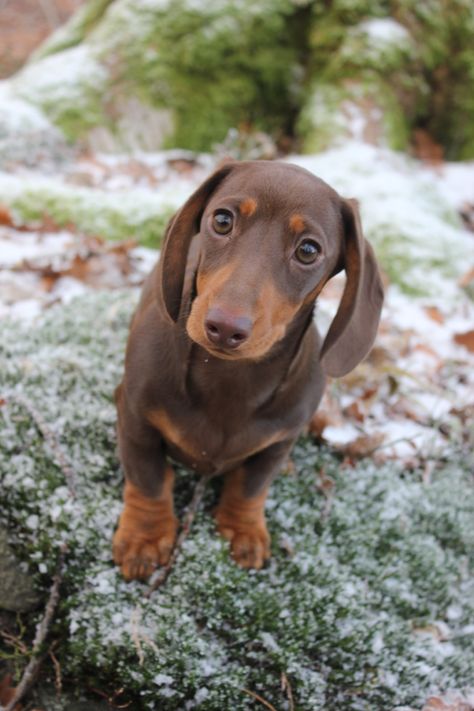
[281,672,295,711]
[10,394,77,497]
[0,546,66,711]
[49,647,62,698]
[145,474,211,597]
[242,688,278,711]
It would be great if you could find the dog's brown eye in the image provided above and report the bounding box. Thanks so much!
[212,210,233,235]
[295,240,321,264]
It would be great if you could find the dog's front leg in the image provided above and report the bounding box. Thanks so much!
[215,440,294,569]
[113,395,178,580]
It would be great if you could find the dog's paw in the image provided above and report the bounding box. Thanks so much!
[215,510,271,569]
[112,518,178,581]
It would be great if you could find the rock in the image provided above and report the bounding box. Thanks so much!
[0,526,40,612]
[3,0,474,156]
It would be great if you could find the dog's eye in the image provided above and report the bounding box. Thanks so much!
[212,210,233,235]
[295,240,321,264]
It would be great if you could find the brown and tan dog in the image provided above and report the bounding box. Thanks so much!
[113,161,384,580]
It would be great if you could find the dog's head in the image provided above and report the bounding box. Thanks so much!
[160,161,383,376]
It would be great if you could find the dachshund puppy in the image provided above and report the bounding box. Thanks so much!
[113,161,384,579]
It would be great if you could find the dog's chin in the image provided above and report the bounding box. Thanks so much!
[192,338,251,361]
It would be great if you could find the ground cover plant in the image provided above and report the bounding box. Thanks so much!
[0,290,473,710]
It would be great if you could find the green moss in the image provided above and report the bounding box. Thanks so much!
[10,0,474,156]
[298,78,410,154]
[5,182,174,247]
[91,0,309,151]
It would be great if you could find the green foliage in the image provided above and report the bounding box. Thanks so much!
[11,0,474,156]
[91,0,310,151]
[0,293,473,709]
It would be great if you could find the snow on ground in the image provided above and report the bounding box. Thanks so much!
[1,140,473,468]
[0,139,473,710]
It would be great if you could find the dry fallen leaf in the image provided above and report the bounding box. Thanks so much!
[343,400,365,423]
[341,432,385,458]
[424,305,445,324]
[0,204,14,227]
[454,330,474,354]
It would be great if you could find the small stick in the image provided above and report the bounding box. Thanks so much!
[0,547,66,711]
[145,474,211,597]
[281,672,295,711]
[242,688,278,711]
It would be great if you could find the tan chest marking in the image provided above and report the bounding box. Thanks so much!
[147,409,199,459]
[148,408,289,465]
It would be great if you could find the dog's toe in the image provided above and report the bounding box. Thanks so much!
[112,519,177,581]
[215,511,271,570]
[232,532,270,569]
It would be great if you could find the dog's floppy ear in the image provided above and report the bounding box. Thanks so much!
[320,199,384,377]
[160,163,237,322]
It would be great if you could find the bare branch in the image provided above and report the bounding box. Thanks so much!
[242,688,278,711]
[145,474,211,597]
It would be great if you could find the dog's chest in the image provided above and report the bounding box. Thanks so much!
[148,399,286,475]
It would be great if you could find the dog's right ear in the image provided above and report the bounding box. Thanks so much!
[160,163,237,322]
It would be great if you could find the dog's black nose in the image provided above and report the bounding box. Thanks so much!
[205,307,252,349]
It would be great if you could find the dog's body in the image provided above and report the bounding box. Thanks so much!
[113,161,384,579]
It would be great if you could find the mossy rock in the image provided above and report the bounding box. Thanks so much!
[10,0,311,152]
[297,78,410,154]
[0,171,178,247]
[6,0,474,156]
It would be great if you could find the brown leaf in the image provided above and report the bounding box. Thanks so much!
[424,305,445,324]
[342,432,385,459]
[454,330,474,353]
[343,401,365,423]
[0,204,14,227]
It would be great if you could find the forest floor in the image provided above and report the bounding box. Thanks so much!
[0,137,473,710]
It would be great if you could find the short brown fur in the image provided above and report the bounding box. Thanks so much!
[113,161,384,579]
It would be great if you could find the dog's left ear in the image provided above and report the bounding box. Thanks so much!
[320,199,384,377]
[160,163,237,322]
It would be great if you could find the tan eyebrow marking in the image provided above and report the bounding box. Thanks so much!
[239,198,257,217]
[289,213,306,234]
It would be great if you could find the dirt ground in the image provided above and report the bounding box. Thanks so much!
[0,0,84,78]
